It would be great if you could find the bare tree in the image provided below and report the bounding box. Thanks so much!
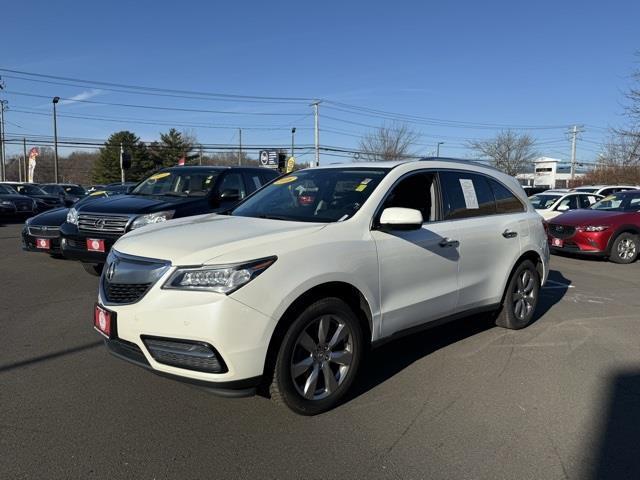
[619,52,640,145]
[359,124,419,161]
[468,130,537,176]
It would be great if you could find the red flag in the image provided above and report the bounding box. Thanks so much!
[178,157,185,166]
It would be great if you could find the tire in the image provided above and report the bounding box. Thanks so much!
[495,260,540,330]
[81,262,103,276]
[270,297,364,415]
[609,233,639,264]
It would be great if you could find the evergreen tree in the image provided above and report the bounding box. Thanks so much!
[92,131,151,183]
[149,129,196,168]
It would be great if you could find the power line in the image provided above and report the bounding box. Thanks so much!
[3,90,307,116]
[0,68,313,103]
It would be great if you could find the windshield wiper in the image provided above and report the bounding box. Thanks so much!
[255,214,292,221]
[163,192,187,197]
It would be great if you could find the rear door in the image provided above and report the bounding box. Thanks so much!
[439,171,527,311]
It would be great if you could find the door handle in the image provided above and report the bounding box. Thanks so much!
[502,229,518,239]
[439,237,459,248]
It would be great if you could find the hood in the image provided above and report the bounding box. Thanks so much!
[76,194,198,214]
[31,194,64,202]
[0,194,31,202]
[27,207,69,226]
[548,209,629,226]
[114,214,326,265]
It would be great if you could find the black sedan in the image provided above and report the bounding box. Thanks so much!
[2,182,65,211]
[0,184,37,218]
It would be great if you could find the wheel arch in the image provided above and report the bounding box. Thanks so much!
[260,281,373,391]
[605,225,640,254]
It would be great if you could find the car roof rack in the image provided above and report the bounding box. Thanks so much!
[418,156,501,172]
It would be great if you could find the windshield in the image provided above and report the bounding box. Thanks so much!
[132,170,219,197]
[15,184,48,196]
[0,184,17,195]
[529,194,561,209]
[63,185,86,195]
[231,168,388,222]
[590,192,640,212]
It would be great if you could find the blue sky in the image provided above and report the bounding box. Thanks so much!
[1,0,639,166]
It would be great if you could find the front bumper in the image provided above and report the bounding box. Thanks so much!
[21,230,62,254]
[60,223,121,263]
[98,282,277,392]
[548,229,611,255]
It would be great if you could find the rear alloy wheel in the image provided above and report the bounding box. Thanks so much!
[495,260,540,330]
[609,233,638,264]
[270,298,363,415]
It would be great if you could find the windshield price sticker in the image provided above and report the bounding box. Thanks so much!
[355,178,372,192]
[149,172,171,181]
[459,179,479,209]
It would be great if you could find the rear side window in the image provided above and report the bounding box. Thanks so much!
[217,173,247,198]
[488,178,525,214]
[439,171,496,220]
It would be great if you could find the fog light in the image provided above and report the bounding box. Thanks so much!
[142,337,227,373]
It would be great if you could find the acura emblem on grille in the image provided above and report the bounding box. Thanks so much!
[106,259,118,281]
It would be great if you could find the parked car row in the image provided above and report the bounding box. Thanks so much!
[524,184,640,264]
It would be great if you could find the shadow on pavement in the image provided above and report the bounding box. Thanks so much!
[347,268,572,403]
[591,370,640,479]
[0,340,102,373]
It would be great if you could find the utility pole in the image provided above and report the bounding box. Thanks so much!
[23,137,27,183]
[436,141,444,158]
[311,101,321,167]
[569,125,583,181]
[199,145,203,165]
[291,127,296,159]
[0,101,6,182]
[238,128,242,166]
[52,96,60,183]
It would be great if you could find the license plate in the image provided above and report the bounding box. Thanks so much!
[94,304,114,338]
[36,238,51,249]
[551,237,563,248]
[87,238,105,252]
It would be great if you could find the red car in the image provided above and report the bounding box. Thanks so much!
[547,190,640,263]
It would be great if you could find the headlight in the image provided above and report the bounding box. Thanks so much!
[1,200,14,207]
[130,210,175,230]
[579,225,609,232]
[67,207,78,225]
[163,257,277,294]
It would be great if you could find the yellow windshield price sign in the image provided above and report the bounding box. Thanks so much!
[274,176,297,185]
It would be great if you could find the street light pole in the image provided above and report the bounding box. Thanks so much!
[238,127,242,166]
[291,127,296,159]
[436,142,444,158]
[311,101,321,167]
[52,96,60,183]
[0,101,6,182]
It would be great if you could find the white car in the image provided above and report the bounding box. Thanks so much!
[529,191,603,220]
[94,160,549,415]
[573,185,640,196]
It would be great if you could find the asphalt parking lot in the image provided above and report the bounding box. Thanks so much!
[1,220,640,480]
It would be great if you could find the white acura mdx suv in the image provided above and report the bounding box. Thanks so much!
[94,159,549,415]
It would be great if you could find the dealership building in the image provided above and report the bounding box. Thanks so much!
[517,157,586,189]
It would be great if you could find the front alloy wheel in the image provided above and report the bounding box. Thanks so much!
[610,233,638,264]
[270,297,363,415]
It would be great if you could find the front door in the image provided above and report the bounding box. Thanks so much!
[371,172,460,337]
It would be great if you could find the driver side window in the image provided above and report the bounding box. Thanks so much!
[557,195,578,210]
[217,173,246,198]
[383,172,436,222]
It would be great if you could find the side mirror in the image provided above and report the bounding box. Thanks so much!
[556,204,570,212]
[219,189,241,202]
[379,207,423,230]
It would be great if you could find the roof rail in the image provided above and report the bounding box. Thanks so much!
[418,157,502,172]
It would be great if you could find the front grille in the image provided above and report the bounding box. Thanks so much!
[28,226,60,238]
[548,224,576,239]
[105,283,151,304]
[78,214,129,234]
